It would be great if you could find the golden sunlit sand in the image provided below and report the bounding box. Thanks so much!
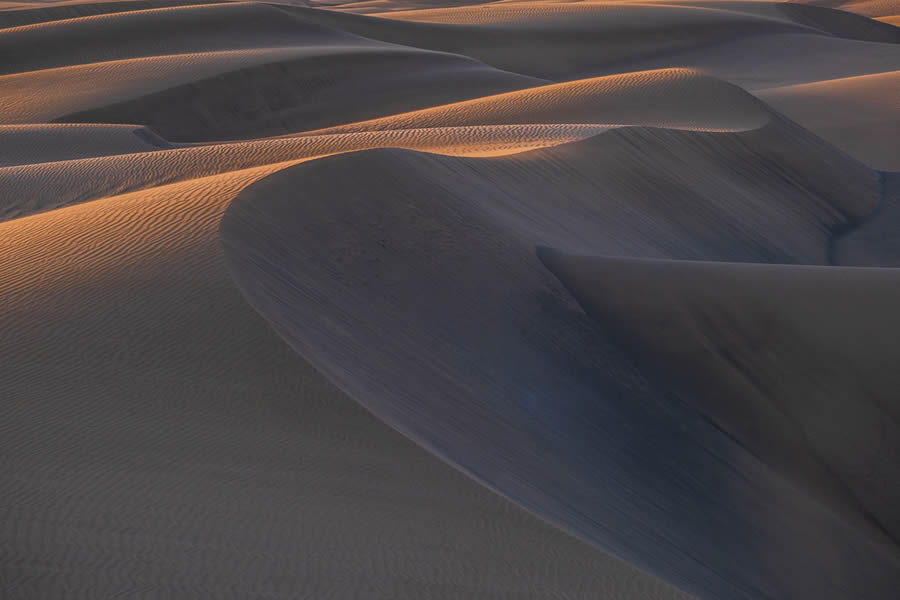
[1,1,898,599]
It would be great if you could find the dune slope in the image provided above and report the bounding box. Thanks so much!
[539,252,900,543]
[759,70,900,170]
[221,122,896,599]
[2,0,898,598]
[0,164,691,600]
[0,123,169,167]
[293,2,900,86]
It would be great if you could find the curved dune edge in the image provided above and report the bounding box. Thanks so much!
[56,49,542,142]
[284,2,899,84]
[0,161,693,600]
[62,67,768,143]
[538,250,900,544]
[373,0,900,44]
[300,68,771,135]
[0,2,369,74]
[0,1,543,133]
[220,124,895,599]
[0,66,777,221]
[757,70,900,170]
[0,0,230,28]
[1,46,532,127]
[0,123,616,221]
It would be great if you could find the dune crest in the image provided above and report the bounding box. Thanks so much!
[301,68,772,135]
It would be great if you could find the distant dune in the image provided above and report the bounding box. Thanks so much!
[759,70,900,169]
[2,0,898,598]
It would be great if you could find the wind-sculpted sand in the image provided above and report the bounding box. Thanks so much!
[2,0,899,598]
[759,70,900,169]
[220,125,898,600]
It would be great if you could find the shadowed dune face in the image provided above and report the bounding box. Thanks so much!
[219,128,898,599]
[57,49,543,141]
[287,1,900,85]
[2,0,900,598]
[0,3,544,135]
[0,123,170,166]
[538,253,900,543]
[758,70,900,170]
[300,68,772,135]
[0,167,693,600]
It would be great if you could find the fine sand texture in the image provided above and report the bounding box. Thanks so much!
[2,0,899,599]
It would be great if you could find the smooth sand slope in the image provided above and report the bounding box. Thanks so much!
[295,0,900,86]
[2,0,899,598]
[0,2,542,136]
[0,166,692,600]
[835,173,900,266]
[795,0,900,19]
[300,68,771,135]
[759,70,900,170]
[221,120,897,600]
[539,253,900,542]
[0,123,169,166]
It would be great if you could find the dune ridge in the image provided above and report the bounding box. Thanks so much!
[284,1,900,85]
[0,67,776,220]
[300,68,771,135]
[0,0,230,27]
[0,124,620,220]
[57,48,542,141]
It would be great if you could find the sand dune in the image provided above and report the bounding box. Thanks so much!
[3,0,898,598]
[796,0,900,18]
[292,2,899,85]
[1,1,540,136]
[539,252,900,543]
[60,49,541,141]
[220,130,898,599]
[0,161,690,600]
[302,68,771,135]
[0,124,616,220]
[0,2,364,74]
[759,70,900,170]
[1,46,537,130]
[0,0,229,26]
[2,48,345,123]
[0,123,169,166]
[376,0,899,45]
[835,173,900,266]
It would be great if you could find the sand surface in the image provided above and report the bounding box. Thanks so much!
[1,0,898,599]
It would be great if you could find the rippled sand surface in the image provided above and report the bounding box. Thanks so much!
[2,1,899,598]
